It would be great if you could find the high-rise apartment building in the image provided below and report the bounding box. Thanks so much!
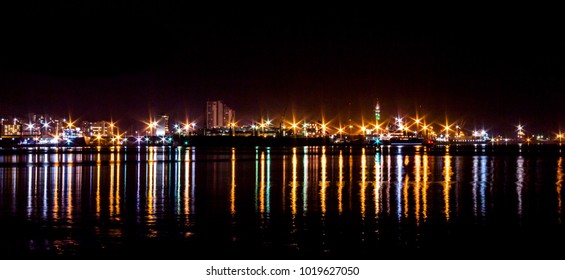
[206,100,235,129]
[155,114,169,136]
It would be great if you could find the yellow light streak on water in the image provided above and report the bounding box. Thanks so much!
[423,154,429,221]
[115,158,121,220]
[403,156,410,219]
[291,148,298,216]
[414,154,421,225]
[230,148,236,216]
[338,151,344,215]
[320,146,328,215]
[53,165,59,220]
[110,154,115,218]
[259,151,266,214]
[443,155,452,222]
[360,148,367,219]
[65,163,73,220]
[374,152,382,219]
[557,157,563,224]
[147,147,156,223]
[303,146,309,214]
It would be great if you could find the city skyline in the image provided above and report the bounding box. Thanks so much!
[1,4,564,136]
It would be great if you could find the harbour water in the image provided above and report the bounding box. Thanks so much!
[1,145,564,259]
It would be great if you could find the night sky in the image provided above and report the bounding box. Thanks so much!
[1,3,564,135]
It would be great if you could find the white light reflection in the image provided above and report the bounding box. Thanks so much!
[480,156,487,220]
[472,156,479,220]
[185,148,192,224]
[42,166,48,219]
[27,166,33,218]
[396,154,403,221]
[403,156,409,220]
[385,153,392,217]
[516,156,524,222]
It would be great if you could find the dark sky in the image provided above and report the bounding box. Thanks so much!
[1,3,564,135]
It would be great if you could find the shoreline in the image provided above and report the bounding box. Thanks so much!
[0,141,564,156]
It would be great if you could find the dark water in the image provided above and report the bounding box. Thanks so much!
[1,145,564,259]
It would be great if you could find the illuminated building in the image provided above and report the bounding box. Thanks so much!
[155,114,170,136]
[90,121,112,136]
[206,100,235,129]
[1,118,22,137]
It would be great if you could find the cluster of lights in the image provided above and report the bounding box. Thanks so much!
[5,111,565,146]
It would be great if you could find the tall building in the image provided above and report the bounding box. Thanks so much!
[206,100,235,129]
[155,114,169,136]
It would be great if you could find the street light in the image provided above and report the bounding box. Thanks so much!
[147,121,157,136]
[422,125,429,139]
[291,122,298,136]
[374,123,381,136]
[26,122,34,136]
[415,119,421,136]
[444,125,451,141]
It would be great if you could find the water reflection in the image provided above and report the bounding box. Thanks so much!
[516,156,524,220]
[374,152,382,220]
[402,156,409,220]
[472,156,488,223]
[319,147,328,215]
[422,154,429,221]
[359,148,367,219]
[303,146,309,214]
[414,154,421,225]
[443,155,453,221]
[230,148,236,216]
[396,154,403,221]
[337,150,344,215]
[557,157,563,223]
[0,147,564,258]
[291,148,298,216]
